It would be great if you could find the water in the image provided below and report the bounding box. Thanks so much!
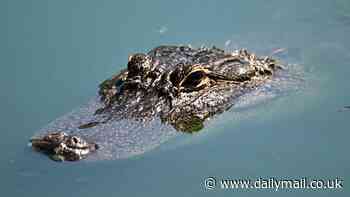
[1,0,349,196]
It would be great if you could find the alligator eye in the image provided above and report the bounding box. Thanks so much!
[127,53,151,77]
[180,70,209,90]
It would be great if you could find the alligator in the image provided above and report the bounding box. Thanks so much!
[30,45,282,161]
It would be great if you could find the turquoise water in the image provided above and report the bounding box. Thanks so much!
[1,0,349,196]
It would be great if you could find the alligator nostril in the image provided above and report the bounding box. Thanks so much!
[72,137,79,144]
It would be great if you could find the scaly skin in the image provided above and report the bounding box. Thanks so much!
[31,45,281,161]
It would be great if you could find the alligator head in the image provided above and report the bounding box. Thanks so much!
[31,46,280,161]
[98,47,279,132]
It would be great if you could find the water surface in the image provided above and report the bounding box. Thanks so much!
[1,0,349,196]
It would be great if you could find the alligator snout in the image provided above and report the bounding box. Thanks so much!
[30,132,98,161]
